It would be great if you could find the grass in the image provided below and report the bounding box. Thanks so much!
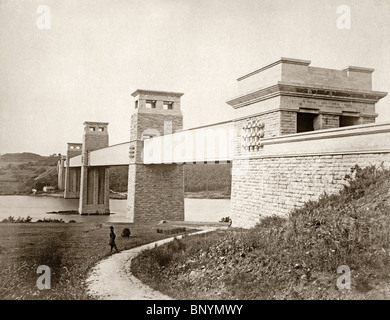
[131,165,390,299]
[0,222,192,300]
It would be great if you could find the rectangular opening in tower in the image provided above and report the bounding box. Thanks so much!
[87,168,94,205]
[297,113,317,133]
[98,167,105,205]
[145,100,156,108]
[340,116,360,127]
[75,168,80,192]
[163,101,173,110]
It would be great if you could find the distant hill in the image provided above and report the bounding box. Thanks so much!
[0,153,61,194]
[0,152,45,162]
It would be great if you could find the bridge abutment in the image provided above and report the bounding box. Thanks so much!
[227,58,389,228]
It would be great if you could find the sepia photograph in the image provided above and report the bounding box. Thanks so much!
[0,0,389,313]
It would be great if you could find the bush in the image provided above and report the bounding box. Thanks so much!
[121,228,131,237]
[154,247,174,267]
[156,227,186,234]
[1,216,32,223]
[2,216,15,223]
[167,238,186,252]
[36,218,65,223]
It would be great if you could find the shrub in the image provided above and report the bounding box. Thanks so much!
[156,227,186,234]
[154,247,174,267]
[1,216,32,223]
[342,163,384,200]
[121,228,131,237]
[36,218,65,223]
[2,216,15,223]
[167,238,186,252]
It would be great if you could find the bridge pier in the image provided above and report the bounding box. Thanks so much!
[64,143,82,199]
[57,155,66,191]
[127,90,185,223]
[79,122,110,214]
[127,163,184,223]
[79,166,110,214]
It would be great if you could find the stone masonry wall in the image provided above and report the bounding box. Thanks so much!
[231,152,390,228]
[280,111,297,135]
[362,117,376,124]
[83,134,109,153]
[127,163,184,223]
[135,113,183,139]
[234,111,281,157]
[280,96,376,116]
[314,114,340,130]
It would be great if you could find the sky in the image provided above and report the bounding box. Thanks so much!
[1,0,390,155]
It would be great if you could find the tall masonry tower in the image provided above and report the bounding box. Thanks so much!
[64,143,82,199]
[127,89,185,223]
[79,121,110,214]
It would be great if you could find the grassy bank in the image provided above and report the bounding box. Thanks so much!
[0,222,192,299]
[131,165,390,299]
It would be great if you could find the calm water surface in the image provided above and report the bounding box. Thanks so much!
[0,195,230,223]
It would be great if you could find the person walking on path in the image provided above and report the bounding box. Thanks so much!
[109,226,119,254]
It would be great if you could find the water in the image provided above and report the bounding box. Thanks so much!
[0,195,230,223]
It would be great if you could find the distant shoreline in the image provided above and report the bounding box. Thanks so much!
[0,191,231,199]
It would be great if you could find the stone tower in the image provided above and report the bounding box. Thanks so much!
[79,121,110,214]
[57,155,66,191]
[64,143,82,198]
[127,89,185,223]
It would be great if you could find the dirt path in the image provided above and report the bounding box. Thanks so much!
[86,228,219,300]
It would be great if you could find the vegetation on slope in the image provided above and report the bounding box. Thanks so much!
[131,165,390,299]
[0,154,61,194]
[107,163,232,197]
[184,163,231,195]
[109,166,129,192]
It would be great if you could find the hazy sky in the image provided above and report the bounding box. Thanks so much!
[1,0,390,155]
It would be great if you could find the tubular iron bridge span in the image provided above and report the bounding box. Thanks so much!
[67,122,235,167]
